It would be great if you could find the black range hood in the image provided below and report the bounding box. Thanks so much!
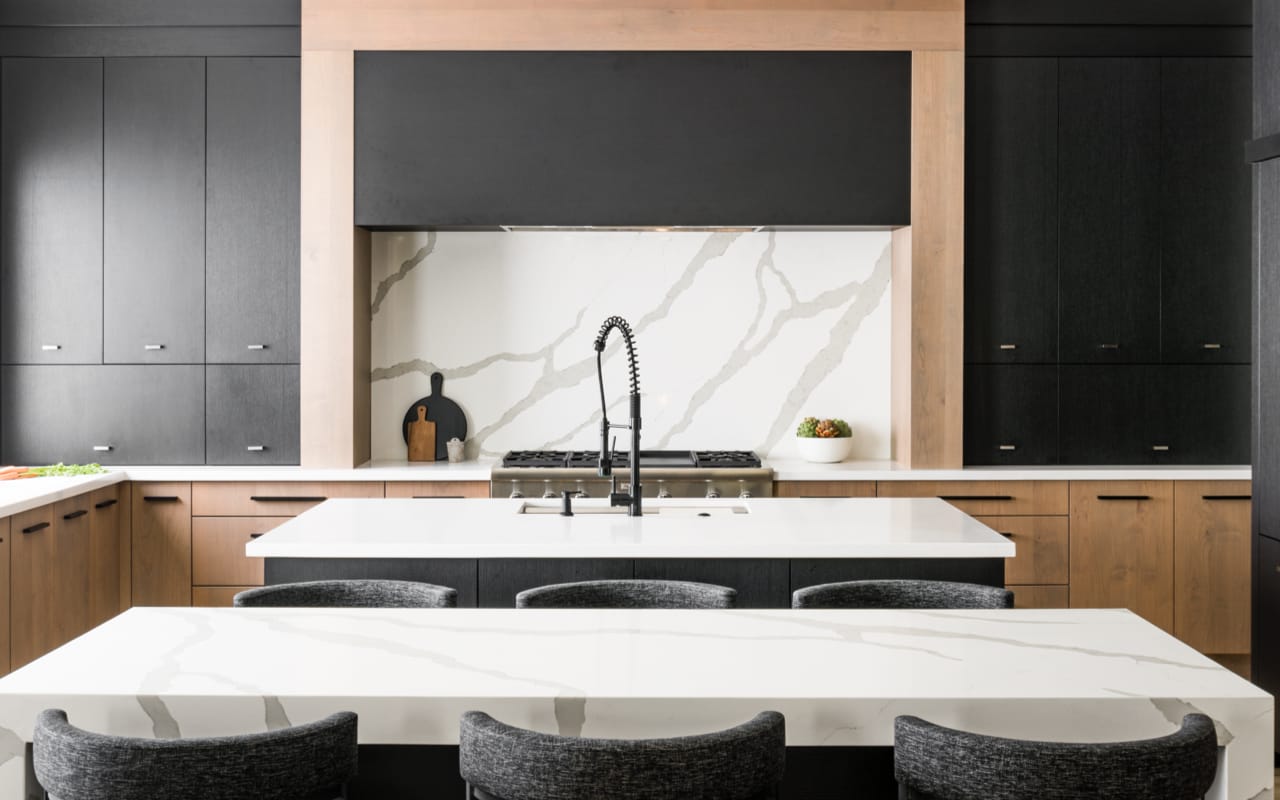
[354,51,911,230]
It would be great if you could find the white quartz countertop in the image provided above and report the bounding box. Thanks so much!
[245,497,1016,559]
[0,608,1269,798]
[766,459,1253,482]
[0,472,127,519]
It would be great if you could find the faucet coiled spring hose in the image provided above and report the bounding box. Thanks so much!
[594,316,641,397]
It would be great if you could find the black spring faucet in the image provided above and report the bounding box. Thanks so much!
[594,316,642,517]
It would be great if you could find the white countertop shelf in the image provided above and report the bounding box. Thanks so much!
[246,496,1015,560]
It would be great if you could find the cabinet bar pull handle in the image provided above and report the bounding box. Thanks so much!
[1152,445,1170,452]
[62,509,87,520]
[247,344,267,351]
[143,344,164,351]
[998,445,1017,451]
[998,344,1017,350]
[92,445,113,452]
[249,496,327,503]
[1203,495,1251,501]
[40,344,61,351]
[249,533,265,539]
[246,445,266,452]
[938,495,1014,502]
[1097,495,1151,501]
[1203,343,1222,350]
[22,522,50,534]
[94,499,118,509]
[999,532,1016,538]
[143,496,181,503]
[1098,343,1120,350]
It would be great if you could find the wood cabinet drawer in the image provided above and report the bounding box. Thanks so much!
[1009,585,1069,609]
[192,517,288,586]
[773,481,876,499]
[1174,480,1251,654]
[877,481,1067,516]
[977,515,1068,585]
[191,481,384,516]
[385,481,490,499]
[192,586,254,608]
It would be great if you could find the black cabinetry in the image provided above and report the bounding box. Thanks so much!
[964,365,1059,465]
[206,365,300,466]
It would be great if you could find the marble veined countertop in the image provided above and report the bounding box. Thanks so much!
[245,496,1017,560]
[0,608,1269,799]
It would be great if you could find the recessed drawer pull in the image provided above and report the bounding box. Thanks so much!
[1203,495,1251,501]
[249,533,265,539]
[998,344,1017,350]
[997,445,1017,451]
[999,531,1016,538]
[143,496,181,503]
[22,522,50,534]
[249,496,327,503]
[94,498,118,509]
[938,495,1013,502]
[247,344,268,351]
[62,509,87,521]
[1097,495,1151,501]
[92,445,113,452]
[1203,343,1222,350]
[246,445,267,452]
[41,344,61,351]
[143,344,165,351]
[1098,343,1120,350]
[1152,445,1170,452]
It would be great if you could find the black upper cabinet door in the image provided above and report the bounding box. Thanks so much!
[1,58,103,365]
[1059,365,1156,465]
[206,57,300,365]
[103,57,205,365]
[1257,0,1280,137]
[965,58,1059,364]
[963,364,1059,465]
[1149,365,1250,464]
[1256,161,1280,540]
[1058,59,1161,364]
[354,52,910,228]
[206,364,299,465]
[1160,58,1253,364]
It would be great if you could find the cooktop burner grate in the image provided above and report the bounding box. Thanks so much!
[500,450,762,469]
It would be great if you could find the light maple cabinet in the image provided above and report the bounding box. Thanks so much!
[773,481,876,498]
[192,516,288,587]
[131,483,192,607]
[191,481,384,516]
[192,586,254,607]
[1009,585,1069,609]
[0,517,9,675]
[384,481,491,499]
[1069,481,1174,632]
[1173,480,1251,654]
[877,480,1068,516]
[976,515,1069,586]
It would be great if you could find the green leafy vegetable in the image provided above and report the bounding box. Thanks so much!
[27,463,107,477]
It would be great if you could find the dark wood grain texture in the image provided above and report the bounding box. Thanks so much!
[205,365,300,465]
[963,364,1059,465]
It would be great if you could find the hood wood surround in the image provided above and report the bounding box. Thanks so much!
[299,0,965,469]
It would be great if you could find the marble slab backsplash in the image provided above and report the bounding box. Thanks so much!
[370,230,892,461]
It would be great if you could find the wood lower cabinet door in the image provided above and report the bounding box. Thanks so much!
[191,481,385,516]
[1174,481,1251,654]
[88,485,124,627]
[192,517,288,587]
[132,483,192,606]
[877,481,1068,516]
[1069,481,1173,632]
[0,517,9,675]
[384,481,490,499]
[1010,585,1069,609]
[977,516,1068,586]
[11,496,91,669]
[773,481,876,498]
[192,586,255,607]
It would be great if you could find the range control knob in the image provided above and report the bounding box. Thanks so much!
[542,480,558,499]
[705,481,721,500]
[656,480,672,499]
[738,481,752,499]
[573,481,589,499]
[509,481,525,499]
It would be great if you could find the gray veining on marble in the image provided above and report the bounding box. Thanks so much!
[263,696,291,731]
[137,696,180,739]
[554,697,587,737]
[371,230,436,317]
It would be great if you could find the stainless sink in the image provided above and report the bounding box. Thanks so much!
[517,501,748,516]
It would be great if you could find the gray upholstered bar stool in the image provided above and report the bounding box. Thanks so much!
[515,579,736,609]
[234,579,457,608]
[791,579,1013,610]
[33,708,358,800]
[459,710,785,800]
[894,714,1218,799]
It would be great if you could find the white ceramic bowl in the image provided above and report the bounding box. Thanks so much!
[795,436,853,463]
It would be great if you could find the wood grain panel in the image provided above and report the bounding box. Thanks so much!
[303,1,963,52]
[11,495,91,669]
[192,586,255,607]
[88,485,123,627]
[0,517,10,675]
[131,483,192,607]
[384,481,490,499]
[192,517,290,586]
[192,481,385,516]
[773,481,877,498]
[1174,480,1251,654]
[877,480,1068,516]
[1009,584,1069,609]
[977,515,1068,585]
[1069,481,1174,632]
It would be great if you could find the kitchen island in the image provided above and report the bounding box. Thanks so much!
[0,607,1268,799]
[246,496,1015,607]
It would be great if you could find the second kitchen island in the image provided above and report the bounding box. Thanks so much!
[246,497,1015,608]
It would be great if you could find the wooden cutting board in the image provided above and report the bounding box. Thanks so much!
[402,372,468,461]
[406,405,437,462]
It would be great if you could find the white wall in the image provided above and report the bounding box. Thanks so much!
[370,230,892,461]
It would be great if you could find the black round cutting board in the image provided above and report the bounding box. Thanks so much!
[402,372,467,461]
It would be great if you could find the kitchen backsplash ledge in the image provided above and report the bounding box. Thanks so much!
[370,230,892,461]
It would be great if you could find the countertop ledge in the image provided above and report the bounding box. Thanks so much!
[766,459,1252,482]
